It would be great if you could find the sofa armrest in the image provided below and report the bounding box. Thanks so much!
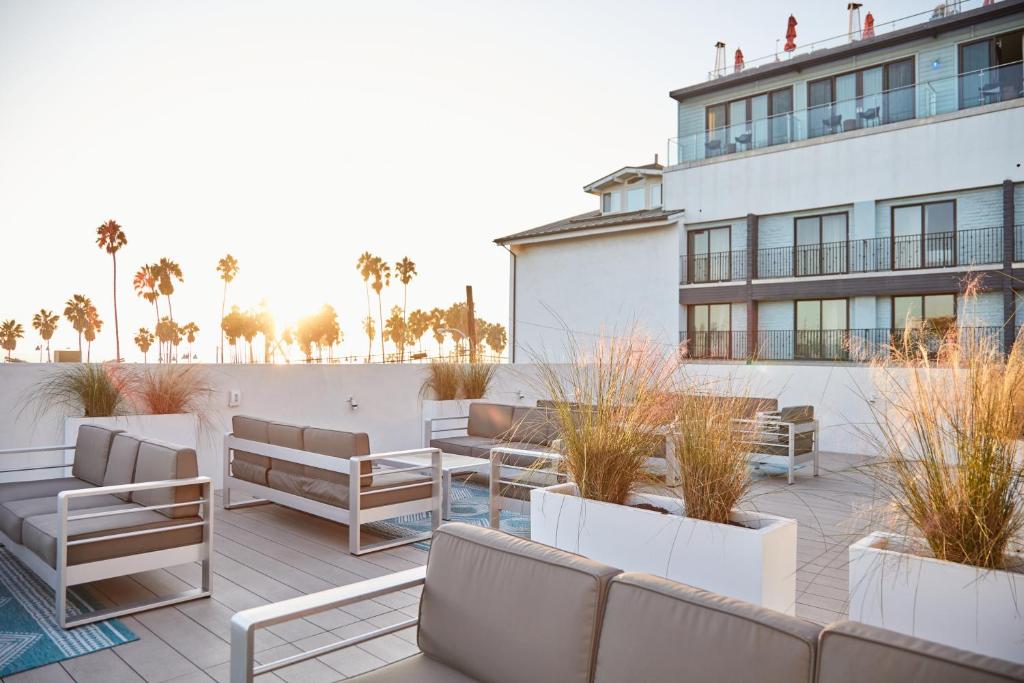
[230,566,426,682]
[0,444,77,475]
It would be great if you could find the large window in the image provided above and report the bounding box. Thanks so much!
[704,87,793,156]
[892,200,956,270]
[689,304,732,358]
[807,58,915,138]
[688,227,732,283]
[959,30,1023,109]
[794,213,848,276]
[601,191,621,213]
[626,185,645,212]
[651,183,663,207]
[893,294,956,354]
[795,299,848,360]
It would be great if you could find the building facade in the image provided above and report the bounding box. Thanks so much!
[666,0,1024,362]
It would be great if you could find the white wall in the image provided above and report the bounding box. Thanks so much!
[665,104,1024,224]
[510,224,679,362]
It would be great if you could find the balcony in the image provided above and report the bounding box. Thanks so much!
[668,62,1024,165]
[681,326,1006,361]
[1017,224,1024,261]
[680,251,747,284]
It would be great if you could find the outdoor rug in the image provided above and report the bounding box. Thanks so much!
[0,547,137,677]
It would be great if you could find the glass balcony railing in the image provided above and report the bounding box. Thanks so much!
[668,62,1024,165]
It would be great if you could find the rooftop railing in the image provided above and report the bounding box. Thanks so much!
[669,62,1023,165]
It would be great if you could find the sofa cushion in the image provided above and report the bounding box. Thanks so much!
[780,405,814,423]
[817,621,1024,683]
[132,440,200,518]
[23,504,204,568]
[418,522,620,683]
[103,433,143,501]
[345,653,478,683]
[0,494,125,544]
[266,428,372,506]
[231,415,270,485]
[71,425,120,485]
[0,478,94,506]
[429,436,497,457]
[268,467,432,510]
[267,422,306,478]
[593,573,821,683]
[508,407,559,446]
[466,403,514,439]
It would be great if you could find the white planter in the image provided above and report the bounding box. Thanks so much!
[849,532,1024,663]
[64,414,212,484]
[530,483,798,614]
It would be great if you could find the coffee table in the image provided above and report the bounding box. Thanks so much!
[379,451,487,520]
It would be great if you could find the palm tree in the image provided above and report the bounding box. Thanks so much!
[394,257,417,362]
[486,323,508,357]
[154,258,183,325]
[370,257,391,362]
[95,220,127,361]
[83,303,102,362]
[155,317,176,362]
[63,294,92,356]
[133,264,161,360]
[0,320,24,361]
[181,322,199,362]
[216,254,239,363]
[356,252,375,360]
[32,309,59,362]
[134,327,155,362]
[429,307,446,356]
[362,315,375,362]
[408,309,429,354]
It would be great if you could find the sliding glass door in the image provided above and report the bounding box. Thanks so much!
[796,299,848,360]
[690,304,732,359]
[688,227,731,283]
[795,214,848,276]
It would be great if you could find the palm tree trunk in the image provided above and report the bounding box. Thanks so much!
[77,331,82,355]
[220,281,227,363]
[47,339,51,363]
[401,284,408,363]
[112,253,121,362]
[86,341,91,363]
[377,296,385,363]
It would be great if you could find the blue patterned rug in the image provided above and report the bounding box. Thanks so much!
[0,547,137,677]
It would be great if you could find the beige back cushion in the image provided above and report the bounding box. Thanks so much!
[102,433,143,501]
[817,621,1024,683]
[302,427,372,489]
[509,407,559,446]
[594,573,821,683]
[231,415,270,482]
[132,440,200,518]
[267,422,306,476]
[419,522,621,683]
[72,425,120,485]
[467,403,515,439]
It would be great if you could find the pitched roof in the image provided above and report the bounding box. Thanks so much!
[583,163,664,193]
[494,207,673,245]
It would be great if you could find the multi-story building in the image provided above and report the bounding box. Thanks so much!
[667,0,1023,362]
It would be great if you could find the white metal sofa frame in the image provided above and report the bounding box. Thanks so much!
[0,443,212,629]
[222,433,442,555]
[732,411,820,485]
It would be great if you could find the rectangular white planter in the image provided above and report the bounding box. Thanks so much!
[530,484,798,614]
[849,532,1024,663]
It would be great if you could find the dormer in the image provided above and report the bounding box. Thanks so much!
[584,161,664,215]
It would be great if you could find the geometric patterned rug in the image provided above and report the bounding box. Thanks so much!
[0,547,137,677]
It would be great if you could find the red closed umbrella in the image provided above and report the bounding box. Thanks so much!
[734,48,744,72]
[862,12,875,39]
[784,15,798,52]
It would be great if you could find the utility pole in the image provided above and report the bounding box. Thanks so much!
[466,285,476,364]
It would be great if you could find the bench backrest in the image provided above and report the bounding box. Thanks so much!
[508,406,559,446]
[419,523,620,683]
[72,425,121,485]
[102,433,143,501]
[466,403,515,438]
[132,439,200,518]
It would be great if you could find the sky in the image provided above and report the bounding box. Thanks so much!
[0,0,929,362]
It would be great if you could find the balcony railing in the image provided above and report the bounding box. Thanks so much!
[1017,224,1024,261]
[680,251,747,284]
[681,327,1006,362]
[668,61,1024,165]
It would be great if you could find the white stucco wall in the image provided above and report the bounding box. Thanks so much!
[509,225,679,362]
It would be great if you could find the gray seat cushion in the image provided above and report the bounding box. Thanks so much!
[419,522,620,683]
[593,573,821,683]
[71,425,120,485]
[345,654,478,682]
[132,440,200,519]
[0,478,94,506]
[103,433,143,501]
[466,403,515,439]
[0,494,124,544]
[817,621,1024,683]
[231,415,270,485]
[23,503,204,568]
[429,435,497,457]
[267,427,372,507]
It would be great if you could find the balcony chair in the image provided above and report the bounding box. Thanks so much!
[822,113,843,134]
[857,106,880,127]
[732,405,820,485]
[704,139,722,158]
[734,131,753,151]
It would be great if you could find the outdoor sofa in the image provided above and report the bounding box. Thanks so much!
[0,425,212,628]
[733,404,820,484]
[223,415,442,555]
[230,522,1024,682]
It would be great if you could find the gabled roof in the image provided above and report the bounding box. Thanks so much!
[494,207,673,245]
[583,163,664,194]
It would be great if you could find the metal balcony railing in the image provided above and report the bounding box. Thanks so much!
[680,251,747,284]
[1016,224,1024,262]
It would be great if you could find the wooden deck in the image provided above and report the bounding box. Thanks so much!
[4,451,877,683]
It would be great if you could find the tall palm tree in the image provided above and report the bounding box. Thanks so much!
[83,302,102,362]
[95,220,127,361]
[0,320,24,361]
[362,315,375,362]
[31,309,59,362]
[370,257,391,362]
[216,254,239,363]
[181,322,199,362]
[394,257,417,362]
[134,327,155,362]
[63,294,92,356]
[356,252,375,361]
[156,316,176,362]
[429,307,446,356]
[407,309,429,355]
[154,257,183,325]
[133,264,161,359]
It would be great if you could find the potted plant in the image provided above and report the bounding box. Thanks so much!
[848,326,1024,663]
[528,334,798,614]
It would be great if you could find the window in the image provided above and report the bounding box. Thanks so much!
[688,227,731,283]
[807,57,915,138]
[602,192,621,213]
[893,294,956,349]
[795,299,848,360]
[703,87,793,156]
[651,184,663,207]
[794,213,848,276]
[689,304,732,358]
[892,200,956,269]
[959,30,1023,109]
[626,186,645,212]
